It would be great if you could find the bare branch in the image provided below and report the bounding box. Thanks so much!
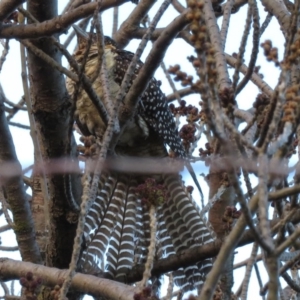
[261,0,290,34]
[203,0,231,90]
[121,9,189,124]
[0,0,130,39]
[114,0,157,47]
[0,258,136,300]
[0,86,41,264]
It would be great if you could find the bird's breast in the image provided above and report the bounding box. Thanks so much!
[67,48,149,147]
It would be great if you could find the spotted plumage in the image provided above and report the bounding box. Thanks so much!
[111,46,186,157]
[66,27,213,292]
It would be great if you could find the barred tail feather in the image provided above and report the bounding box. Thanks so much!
[80,170,213,291]
[156,207,189,291]
[81,175,126,273]
[115,182,137,279]
[83,173,117,244]
[105,182,127,278]
[163,174,213,288]
[162,199,200,291]
[156,207,175,257]
[105,178,138,280]
[164,174,213,244]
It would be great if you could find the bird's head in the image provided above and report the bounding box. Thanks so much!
[72,24,118,52]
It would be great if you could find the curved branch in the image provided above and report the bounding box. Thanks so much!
[114,0,157,47]
[0,259,135,300]
[0,0,130,39]
[0,87,41,264]
[261,0,290,34]
[225,53,273,97]
[120,10,189,124]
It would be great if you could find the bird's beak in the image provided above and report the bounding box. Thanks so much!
[72,24,89,41]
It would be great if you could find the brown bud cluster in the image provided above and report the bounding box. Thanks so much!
[199,143,213,157]
[77,135,99,160]
[168,64,194,87]
[206,45,218,85]
[222,206,241,232]
[186,0,206,52]
[261,40,279,67]
[199,143,213,166]
[169,100,199,121]
[282,84,300,124]
[188,55,202,69]
[253,93,270,109]
[134,178,169,207]
[19,272,42,300]
[198,101,210,123]
[219,86,235,108]
[179,123,196,152]
[186,185,194,194]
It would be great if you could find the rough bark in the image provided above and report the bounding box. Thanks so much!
[26,0,78,269]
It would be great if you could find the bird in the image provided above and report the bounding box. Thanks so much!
[66,25,214,292]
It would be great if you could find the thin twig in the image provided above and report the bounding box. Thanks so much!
[0,39,9,72]
[139,205,156,288]
[232,3,252,92]
[112,6,118,35]
[258,154,273,252]
[21,39,77,81]
[0,224,11,233]
[0,282,9,296]
[6,96,26,121]
[254,263,265,300]
[166,87,195,102]
[226,53,273,97]
[7,122,29,129]
[220,0,234,50]
[3,97,27,110]
[0,189,13,227]
[0,246,18,251]
[259,12,272,37]
[236,0,260,94]
[241,242,259,300]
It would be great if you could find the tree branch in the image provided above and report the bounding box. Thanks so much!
[26,0,78,269]
[0,0,130,39]
[0,259,135,300]
[0,86,41,264]
[120,9,189,124]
